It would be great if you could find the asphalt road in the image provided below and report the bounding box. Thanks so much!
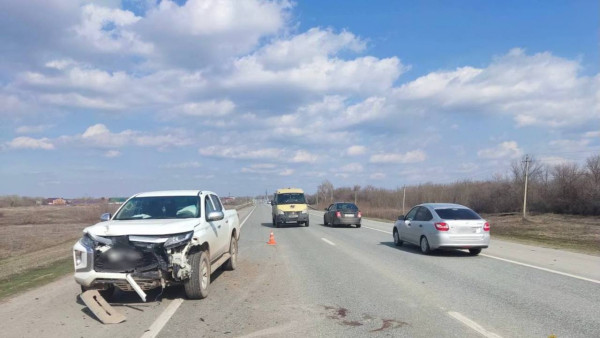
[1,204,599,337]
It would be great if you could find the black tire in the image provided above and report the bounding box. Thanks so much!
[356,224,361,228]
[81,285,115,300]
[324,217,328,226]
[184,250,210,299]
[420,236,431,255]
[469,248,482,256]
[305,220,310,227]
[393,229,403,246]
[224,235,238,270]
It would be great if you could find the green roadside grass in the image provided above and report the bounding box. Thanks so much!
[0,257,73,301]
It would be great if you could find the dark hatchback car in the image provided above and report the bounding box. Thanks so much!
[324,202,362,228]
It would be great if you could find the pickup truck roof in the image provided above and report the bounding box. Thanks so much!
[135,190,216,197]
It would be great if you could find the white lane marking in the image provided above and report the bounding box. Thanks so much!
[239,205,256,229]
[448,311,502,338]
[140,298,184,338]
[363,225,392,234]
[360,225,600,285]
[481,254,600,285]
[321,238,336,246]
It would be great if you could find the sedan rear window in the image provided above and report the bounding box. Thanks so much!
[336,203,358,211]
[434,208,481,220]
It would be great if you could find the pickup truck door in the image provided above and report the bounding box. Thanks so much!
[204,195,227,259]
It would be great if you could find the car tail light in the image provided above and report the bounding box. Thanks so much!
[358,211,362,218]
[434,222,449,231]
[483,222,490,231]
[335,211,341,218]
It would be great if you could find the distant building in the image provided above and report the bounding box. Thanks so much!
[46,198,66,205]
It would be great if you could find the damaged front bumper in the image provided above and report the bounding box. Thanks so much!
[73,234,195,302]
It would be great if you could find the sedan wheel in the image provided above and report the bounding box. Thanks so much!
[469,248,482,256]
[420,236,431,255]
[393,230,403,246]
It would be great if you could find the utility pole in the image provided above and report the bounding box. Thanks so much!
[523,155,531,219]
[402,185,406,215]
[316,190,319,205]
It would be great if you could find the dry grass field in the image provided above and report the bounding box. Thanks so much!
[485,212,600,255]
[0,204,117,279]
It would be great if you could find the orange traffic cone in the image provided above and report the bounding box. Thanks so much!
[267,232,277,245]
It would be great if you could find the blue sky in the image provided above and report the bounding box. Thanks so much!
[0,0,598,198]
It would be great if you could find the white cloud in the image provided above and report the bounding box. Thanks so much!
[279,168,294,176]
[15,124,53,134]
[227,55,404,95]
[73,4,152,55]
[292,150,318,163]
[370,172,386,179]
[393,48,599,127]
[339,162,363,173]
[135,0,291,66]
[7,137,55,150]
[583,131,600,138]
[161,161,203,169]
[200,146,284,160]
[169,99,235,117]
[346,145,367,156]
[370,150,426,164]
[104,150,121,158]
[254,28,365,69]
[477,141,523,159]
[71,123,191,149]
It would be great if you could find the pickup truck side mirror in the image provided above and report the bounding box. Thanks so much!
[207,211,224,222]
[100,213,112,222]
[397,215,405,221]
[271,200,276,205]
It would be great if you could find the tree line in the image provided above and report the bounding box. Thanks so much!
[310,154,600,216]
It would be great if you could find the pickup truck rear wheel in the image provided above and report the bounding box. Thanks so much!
[224,235,238,271]
[184,250,210,299]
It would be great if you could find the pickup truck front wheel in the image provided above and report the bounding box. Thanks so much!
[224,236,238,271]
[184,250,210,299]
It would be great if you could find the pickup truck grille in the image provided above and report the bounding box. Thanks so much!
[94,246,160,273]
[284,211,300,216]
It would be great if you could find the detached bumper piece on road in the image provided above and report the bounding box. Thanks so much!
[80,290,126,324]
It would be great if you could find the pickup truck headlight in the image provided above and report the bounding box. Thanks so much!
[301,209,308,214]
[277,209,284,215]
[79,233,95,249]
[164,232,193,249]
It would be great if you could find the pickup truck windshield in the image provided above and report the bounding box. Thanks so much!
[114,196,200,220]
[276,193,306,204]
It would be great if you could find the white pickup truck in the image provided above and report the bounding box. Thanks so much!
[73,190,240,301]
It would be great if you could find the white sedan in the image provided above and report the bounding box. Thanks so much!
[392,203,490,255]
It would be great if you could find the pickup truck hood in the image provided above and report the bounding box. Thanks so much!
[84,218,199,237]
